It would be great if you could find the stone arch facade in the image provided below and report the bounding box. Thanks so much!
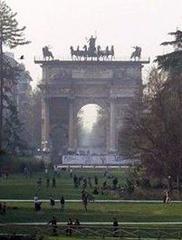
[35,60,148,159]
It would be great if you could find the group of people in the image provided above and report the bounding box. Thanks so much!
[48,215,119,237]
[34,196,65,211]
[49,196,65,210]
[48,216,80,235]
[72,173,100,190]
[36,176,56,190]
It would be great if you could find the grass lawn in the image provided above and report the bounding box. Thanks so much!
[1,202,182,223]
[0,169,126,200]
[1,169,182,238]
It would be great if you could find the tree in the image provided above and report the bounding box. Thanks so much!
[0,0,30,152]
[156,30,182,75]
[119,28,182,190]
[31,88,41,151]
[119,67,182,188]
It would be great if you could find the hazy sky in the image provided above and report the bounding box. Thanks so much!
[5,0,182,88]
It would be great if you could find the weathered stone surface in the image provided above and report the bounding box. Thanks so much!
[35,60,148,160]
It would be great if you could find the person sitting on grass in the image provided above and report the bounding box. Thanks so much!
[73,218,80,232]
[48,216,57,235]
[66,218,73,236]
[74,218,80,226]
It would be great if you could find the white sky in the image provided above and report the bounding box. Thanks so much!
[4,0,182,88]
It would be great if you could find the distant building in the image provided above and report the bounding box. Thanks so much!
[4,52,33,151]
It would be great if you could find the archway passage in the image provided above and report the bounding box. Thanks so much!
[77,104,107,154]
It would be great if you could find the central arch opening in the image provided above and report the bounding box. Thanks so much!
[77,104,107,154]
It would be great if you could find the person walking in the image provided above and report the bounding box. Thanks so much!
[52,176,56,188]
[94,176,98,185]
[165,191,171,203]
[83,194,88,212]
[46,177,50,188]
[60,196,65,210]
[113,217,119,237]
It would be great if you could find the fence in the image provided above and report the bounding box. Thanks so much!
[1,224,182,239]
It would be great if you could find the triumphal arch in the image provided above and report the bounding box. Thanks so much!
[35,38,149,164]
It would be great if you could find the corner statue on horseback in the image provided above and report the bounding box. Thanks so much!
[42,46,54,60]
[130,46,142,61]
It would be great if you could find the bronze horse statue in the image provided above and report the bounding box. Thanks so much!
[130,46,142,61]
[97,46,114,60]
[70,45,87,60]
[42,46,54,60]
[70,45,115,61]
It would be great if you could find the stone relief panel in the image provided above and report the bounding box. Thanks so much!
[74,85,109,98]
[110,87,137,98]
[114,66,141,80]
[45,66,72,82]
[46,85,71,97]
[72,66,113,79]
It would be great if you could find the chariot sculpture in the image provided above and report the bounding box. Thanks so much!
[70,35,114,61]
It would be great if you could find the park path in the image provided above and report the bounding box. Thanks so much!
[0,199,182,203]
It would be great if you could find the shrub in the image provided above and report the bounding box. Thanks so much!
[0,156,45,174]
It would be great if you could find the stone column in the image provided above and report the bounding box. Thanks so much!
[109,98,116,153]
[41,98,50,151]
[68,99,75,152]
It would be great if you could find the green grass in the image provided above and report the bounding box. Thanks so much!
[0,169,126,200]
[1,202,182,223]
[1,170,182,238]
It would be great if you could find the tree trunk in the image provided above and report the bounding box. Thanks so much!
[176,175,180,191]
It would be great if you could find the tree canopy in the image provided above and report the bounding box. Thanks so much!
[0,0,30,154]
[119,28,182,188]
[0,0,30,48]
[156,30,182,75]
